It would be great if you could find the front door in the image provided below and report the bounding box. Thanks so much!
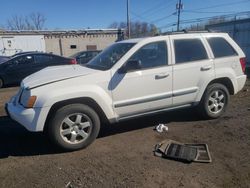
[111,40,173,118]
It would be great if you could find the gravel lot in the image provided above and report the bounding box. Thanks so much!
[0,80,249,188]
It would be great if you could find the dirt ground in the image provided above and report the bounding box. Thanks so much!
[0,80,249,188]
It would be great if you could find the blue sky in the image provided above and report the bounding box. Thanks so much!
[0,0,250,31]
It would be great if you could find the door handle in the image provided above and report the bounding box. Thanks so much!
[155,73,169,79]
[201,65,212,71]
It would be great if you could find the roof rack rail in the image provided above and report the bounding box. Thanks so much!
[161,29,216,36]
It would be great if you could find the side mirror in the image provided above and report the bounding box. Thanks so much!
[118,60,142,74]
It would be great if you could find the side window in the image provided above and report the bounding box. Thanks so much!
[15,55,34,65]
[79,52,87,58]
[92,51,99,57]
[207,37,238,58]
[174,39,208,64]
[35,55,53,64]
[128,41,168,69]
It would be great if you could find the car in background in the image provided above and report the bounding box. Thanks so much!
[0,52,77,88]
[70,50,101,64]
[11,51,40,58]
[0,56,10,64]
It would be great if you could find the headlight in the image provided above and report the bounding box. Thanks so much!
[20,88,37,108]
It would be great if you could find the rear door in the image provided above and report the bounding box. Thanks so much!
[170,34,215,106]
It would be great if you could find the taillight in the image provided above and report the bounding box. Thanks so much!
[69,59,77,64]
[240,57,246,74]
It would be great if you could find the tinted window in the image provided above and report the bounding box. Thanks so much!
[128,41,168,69]
[207,37,238,58]
[174,39,208,64]
[14,55,34,65]
[35,55,53,64]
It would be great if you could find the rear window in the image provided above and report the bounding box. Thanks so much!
[207,37,238,58]
[35,55,53,64]
[174,39,208,64]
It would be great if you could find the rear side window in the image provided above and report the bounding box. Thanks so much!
[174,39,208,64]
[14,55,34,65]
[35,55,53,64]
[207,37,238,58]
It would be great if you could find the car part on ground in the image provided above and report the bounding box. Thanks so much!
[154,139,212,163]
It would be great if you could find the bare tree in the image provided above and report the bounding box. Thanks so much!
[29,12,46,30]
[6,12,46,30]
[109,21,159,38]
[7,15,26,30]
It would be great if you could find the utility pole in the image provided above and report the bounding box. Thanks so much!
[176,0,183,31]
[127,0,131,38]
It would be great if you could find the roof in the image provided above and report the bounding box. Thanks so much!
[119,31,224,44]
[0,29,124,36]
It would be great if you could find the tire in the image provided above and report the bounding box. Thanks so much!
[48,104,100,151]
[198,83,230,119]
[0,78,3,88]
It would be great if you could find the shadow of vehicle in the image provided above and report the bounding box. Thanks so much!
[99,108,201,138]
[0,116,60,159]
[0,108,201,158]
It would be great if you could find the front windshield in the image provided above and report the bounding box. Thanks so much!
[85,42,135,70]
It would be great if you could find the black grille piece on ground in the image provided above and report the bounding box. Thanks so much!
[185,144,212,163]
[165,143,197,162]
[154,140,212,163]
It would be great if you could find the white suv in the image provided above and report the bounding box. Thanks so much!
[6,32,247,150]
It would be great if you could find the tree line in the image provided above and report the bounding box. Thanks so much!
[109,21,160,38]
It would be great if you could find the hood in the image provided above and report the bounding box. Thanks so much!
[23,65,97,89]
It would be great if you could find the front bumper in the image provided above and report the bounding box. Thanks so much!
[5,100,49,132]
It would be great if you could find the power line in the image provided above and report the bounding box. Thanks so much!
[183,10,237,14]
[151,12,176,24]
[189,0,250,11]
[158,11,250,30]
[130,11,175,26]
[130,0,176,21]
[137,0,174,17]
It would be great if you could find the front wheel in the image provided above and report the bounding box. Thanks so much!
[48,104,100,151]
[198,83,230,119]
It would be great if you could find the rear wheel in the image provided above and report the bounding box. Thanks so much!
[198,83,229,119]
[48,104,100,151]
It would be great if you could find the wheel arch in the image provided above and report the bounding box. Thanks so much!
[44,97,109,133]
[207,77,234,95]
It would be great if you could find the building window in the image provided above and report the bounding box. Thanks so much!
[86,45,97,51]
[70,45,77,49]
